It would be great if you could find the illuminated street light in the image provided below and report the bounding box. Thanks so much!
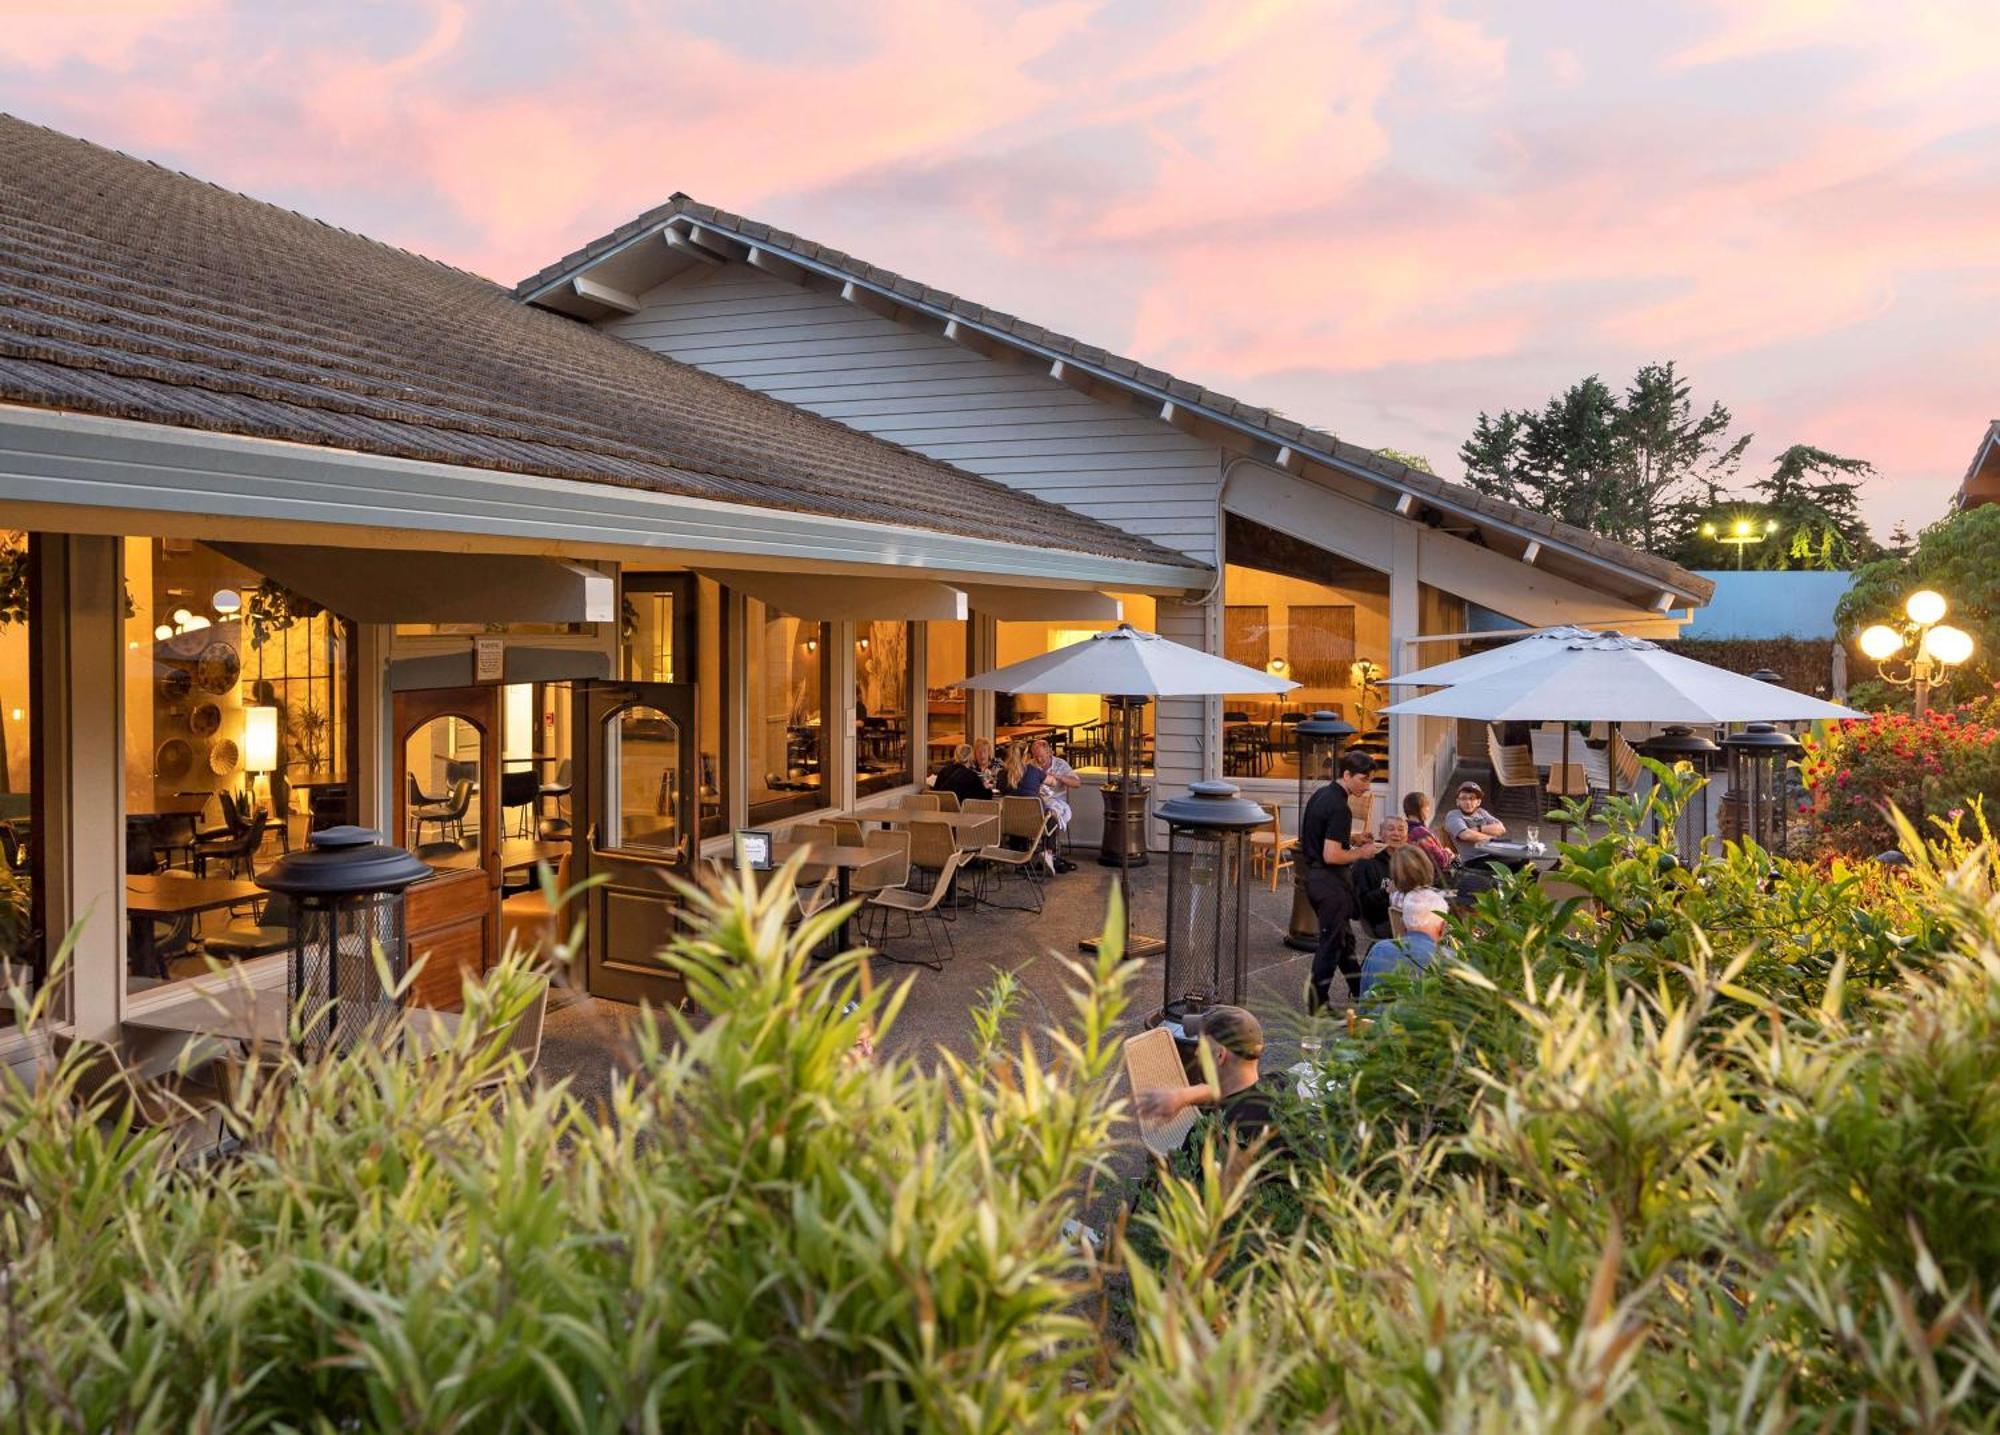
[1700,514,1780,569]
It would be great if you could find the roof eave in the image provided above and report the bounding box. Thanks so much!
[525,211,1709,610]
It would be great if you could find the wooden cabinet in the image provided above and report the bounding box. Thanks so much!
[404,867,491,1010]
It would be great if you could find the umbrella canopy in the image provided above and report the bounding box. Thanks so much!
[1379,631,1862,724]
[1382,624,1604,687]
[955,623,1296,698]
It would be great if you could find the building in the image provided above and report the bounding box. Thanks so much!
[1954,420,2000,510]
[0,118,1708,1063]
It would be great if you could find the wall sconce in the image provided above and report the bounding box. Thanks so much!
[856,635,871,653]
[804,636,818,655]
[1266,656,1288,676]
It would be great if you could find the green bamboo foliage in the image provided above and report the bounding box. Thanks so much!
[4,816,2000,1429]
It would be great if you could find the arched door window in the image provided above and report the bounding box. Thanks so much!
[404,713,483,858]
[602,704,682,857]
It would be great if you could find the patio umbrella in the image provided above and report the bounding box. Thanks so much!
[1381,631,1860,828]
[1378,631,1862,725]
[1381,624,1604,687]
[956,624,1294,954]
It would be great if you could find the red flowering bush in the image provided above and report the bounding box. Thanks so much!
[1801,692,2000,855]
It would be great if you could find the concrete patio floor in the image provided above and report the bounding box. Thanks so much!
[535,854,1326,1112]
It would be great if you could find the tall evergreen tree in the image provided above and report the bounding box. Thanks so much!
[1458,362,1746,551]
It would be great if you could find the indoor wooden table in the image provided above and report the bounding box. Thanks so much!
[126,873,265,979]
[432,839,567,876]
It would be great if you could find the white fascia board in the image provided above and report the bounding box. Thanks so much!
[0,406,1209,593]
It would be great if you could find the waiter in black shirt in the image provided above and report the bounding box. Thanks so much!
[1299,749,1385,1010]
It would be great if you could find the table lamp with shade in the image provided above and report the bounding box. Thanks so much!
[244,703,280,810]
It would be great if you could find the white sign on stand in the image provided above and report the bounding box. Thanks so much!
[473,636,505,684]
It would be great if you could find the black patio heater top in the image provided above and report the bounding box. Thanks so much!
[1287,711,1354,951]
[1720,723,1803,855]
[257,825,434,1059]
[1156,780,1272,1030]
[1635,725,1722,863]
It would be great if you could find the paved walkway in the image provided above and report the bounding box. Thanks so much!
[536,855,1323,1111]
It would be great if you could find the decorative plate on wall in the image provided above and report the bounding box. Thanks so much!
[188,700,222,737]
[156,738,193,782]
[159,667,193,702]
[208,737,240,778]
[166,627,210,659]
[195,640,241,695]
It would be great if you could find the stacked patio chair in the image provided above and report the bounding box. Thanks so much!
[1484,725,1542,811]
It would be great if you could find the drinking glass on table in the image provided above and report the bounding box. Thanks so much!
[1525,825,1541,852]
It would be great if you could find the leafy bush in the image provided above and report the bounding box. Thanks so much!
[1800,694,2000,855]
[7,810,2000,1429]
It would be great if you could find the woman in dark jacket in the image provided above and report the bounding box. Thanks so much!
[932,744,991,806]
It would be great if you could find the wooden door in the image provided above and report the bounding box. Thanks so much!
[392,685,502,1008]
[573,680,697,1007]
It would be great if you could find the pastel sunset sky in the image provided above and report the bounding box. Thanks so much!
[6,0,1994,537]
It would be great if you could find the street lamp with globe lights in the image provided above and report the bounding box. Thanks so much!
[1857,589,1975,717]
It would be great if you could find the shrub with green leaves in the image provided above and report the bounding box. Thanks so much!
[6,803,2000,1430]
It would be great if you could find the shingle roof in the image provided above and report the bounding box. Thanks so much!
[0,117,1199,573]
[519,194,1711,604]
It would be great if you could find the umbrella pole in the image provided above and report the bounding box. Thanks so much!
[1121,697,1133,956]
[1560,724,1571,837]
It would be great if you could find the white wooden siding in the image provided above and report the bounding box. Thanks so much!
[1152,597,1214,844]
[605,268,1223,565]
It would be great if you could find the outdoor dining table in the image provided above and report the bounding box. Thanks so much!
[771,839,895,952]
[126,872,265,979]
[868,806,999,850]
[1470,840,1558,872]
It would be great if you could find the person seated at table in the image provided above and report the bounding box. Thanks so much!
[933,744,991,806]
[970,736,1003,794]
[1386,843,1447,920]
[1358,903,1449,999]
[1402,791,1456,875]
[1131,1006,1282,1150]
[1031,737,1081,874]
[1441,781,1506,862]
[1003,744,1045,801]
[1348,814,1412,938]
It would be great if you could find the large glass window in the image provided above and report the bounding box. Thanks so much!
[0,533,35,1022]
[122,539,351,991]
[855,621,912,795]
[697,578,724,837]
[993,594,1157,773]
[623,587,675,683]
[925,619,967,775]
[1222,514,1389,781]
[743,597,828,823]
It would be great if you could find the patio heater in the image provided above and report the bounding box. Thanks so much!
[1635,725,1721,863]
[1720,723,1802,854]
[1286,711,1354,951]
[1098,695,1152,869]
[1157,780,1271,1025]
[257,825,433,1059]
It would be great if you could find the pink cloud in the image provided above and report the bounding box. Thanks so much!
[0,0,1992,532]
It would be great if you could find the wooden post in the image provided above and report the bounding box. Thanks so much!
[39,535,125,1040]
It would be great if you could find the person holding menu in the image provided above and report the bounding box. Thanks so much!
[1298,749,1384,1011]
